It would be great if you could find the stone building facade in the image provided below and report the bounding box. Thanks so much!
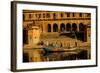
[23,10,91,62]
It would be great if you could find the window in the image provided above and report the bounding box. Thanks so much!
[87,13,91,17]
[53,13,56,19]
[79,23,85,31]
[53,23,58,32]
[72,23,77,31]
[67,13,70,17]
[60,23,65,32]
[79,13,82,17]
[43,13,45,18]
[38,14,41,18]
[48,24,51,32]
[46,13,50,18]
[72,13,75,17]
[29,14,32,18]
[60,13,63,17]
[66,23,71,31]
[79,23,87,42]
[35,14,37,18]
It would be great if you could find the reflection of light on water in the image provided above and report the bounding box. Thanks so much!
[23,46,90,62]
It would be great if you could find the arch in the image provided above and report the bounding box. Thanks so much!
[79,23,85,31]
[53,23,58,32]
[66,23,71,31]
[72,23,77,31]
[60,23,65,32]
[79,23,87,42]
[48,24,51,32]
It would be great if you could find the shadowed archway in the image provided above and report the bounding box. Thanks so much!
[60,23,65,32]
[48,24,51,32]
[53,23,58,32]
[78,23,87,42]
[79,23,85,32]
[72,23,77,31]
[66,23,71,31]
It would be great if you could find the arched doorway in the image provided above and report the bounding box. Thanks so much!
[79,23,87,42]
[60,23,65,32]
[66,23,71,31]
[48,24,51,32]
[79,23,85,31]
[72,23,77,31]
[53,23,58,32]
